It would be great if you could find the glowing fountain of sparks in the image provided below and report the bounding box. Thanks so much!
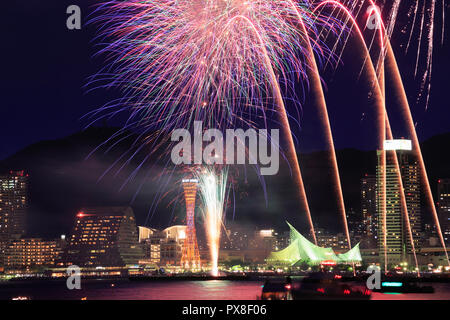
[197,167,229,277]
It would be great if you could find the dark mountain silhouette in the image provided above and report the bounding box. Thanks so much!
[1,128,449,238]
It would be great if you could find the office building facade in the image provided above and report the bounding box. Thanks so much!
[361,174,377,246]
[377,141,421,267]
[0,171,28,241]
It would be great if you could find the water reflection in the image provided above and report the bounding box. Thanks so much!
[0,280,449,300]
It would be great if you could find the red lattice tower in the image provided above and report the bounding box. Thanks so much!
[180,178,201,270]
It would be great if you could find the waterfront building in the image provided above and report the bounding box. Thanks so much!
[3,238,63,269]
[139,225,187,266]
[267,222,362,266]
[65,207,143,267]
[416,246,450,268]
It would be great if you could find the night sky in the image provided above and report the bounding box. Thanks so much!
[1,1,449,235]
[2,1,450,160]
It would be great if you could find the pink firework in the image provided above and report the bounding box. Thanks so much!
[89,0,341,132]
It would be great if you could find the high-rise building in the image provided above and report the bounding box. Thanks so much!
[377,140,421,267]
[316,231,348,252]
[254,229,277,251]
[361,174,377,246]
[437,179,450,244]
[66,207,143,267]
[346,207,366,246]
[0,171,28,241]
[276,231,291,251]
[377,149,403,266]
[220,221,253,251]
[400,153,421,251]
[180,179,201,270]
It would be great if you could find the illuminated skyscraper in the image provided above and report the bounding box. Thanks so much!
[377,140,421,267]
[0,171,28,241]
[437,179,450,244]
[400,153,421,252]
[180,179,201,270]
[361,174,377,246]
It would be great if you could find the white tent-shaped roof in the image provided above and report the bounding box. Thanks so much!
[267,222,362,265]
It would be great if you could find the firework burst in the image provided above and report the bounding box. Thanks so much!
[338,0,447,109]
[89,0,341,133]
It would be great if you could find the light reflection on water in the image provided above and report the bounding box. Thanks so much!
[1,280,449,300]
[0,280,264,300]
[108,280,263,300]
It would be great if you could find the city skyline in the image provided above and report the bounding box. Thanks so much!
[3,133,449,274]
[2,1,450,248]
[1,0,450,304]
[2,129,450,237]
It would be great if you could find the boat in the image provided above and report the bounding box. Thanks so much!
[372,279,434,294]
[291,273,371,300]
[260,280,291,300]
[260,273,371,300]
